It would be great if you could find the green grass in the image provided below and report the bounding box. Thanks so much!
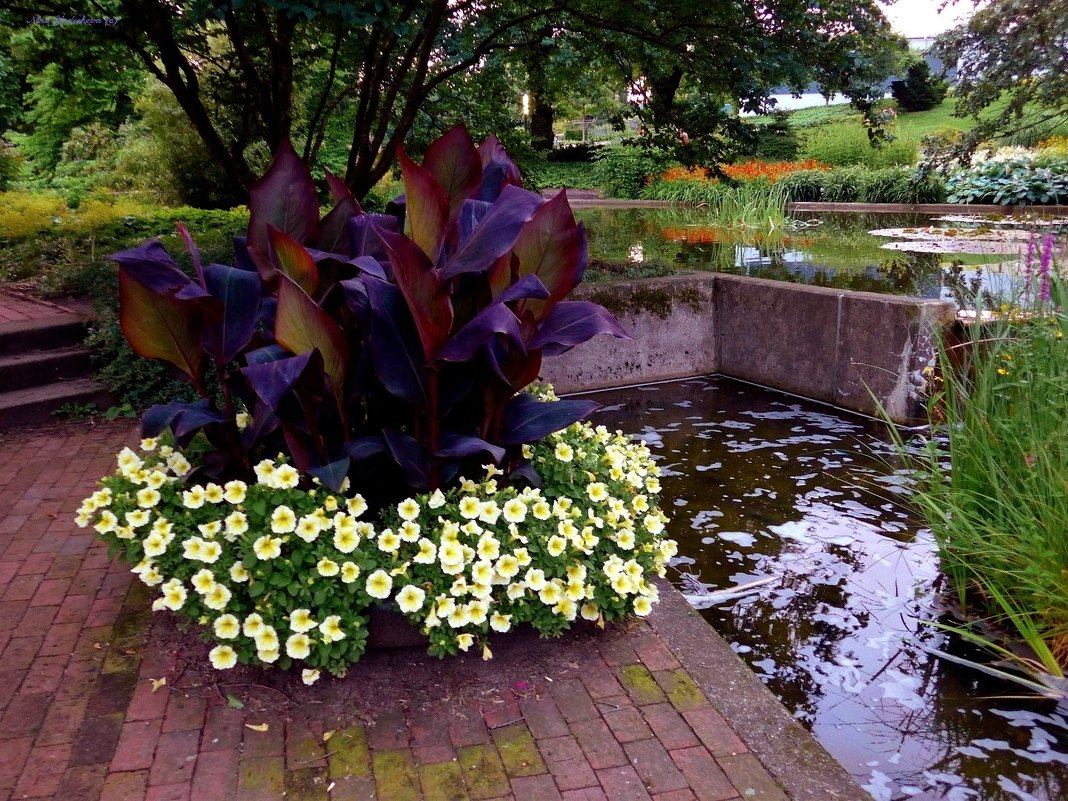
[896,270,1068,670]
[640,179,789,232]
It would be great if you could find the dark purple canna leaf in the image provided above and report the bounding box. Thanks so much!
[175,222,205,286]
[497,274,550,304]
[439,185,544,280]
[376,226,453,360]
[437,303,523,364]
[423,124,483,219]
[247,138,320,280]
[233,236,256,271]
[309,457,351,492]
[478,135,523,201]
[500,394,599,445]
[511,192,586,319]
[383,428,432,489]
[529,301,631,355]
[118,270,205,386]
[398,146,448,263]
[458,199,493,241]
[509,461,542,487]
[268,226,319,295]
[363,277,430,409]
[344,435,387,462]
[435,432,505,463]
[246,343,288,365]
[275,276,349,409]
[348,213,399,262]
[348,256,388,281]
[110,240,209,299]
[316,170,362,253]
[202,264,261,363]
[240,351,319,410]
[240,403,280,448]
[142,399,226,438]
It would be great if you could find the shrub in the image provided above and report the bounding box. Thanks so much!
[777,166,946,203]
[802,123,918,168]
[592,144,671,198]
[946,154,1068,205]
[890,61,948,112]
[776,169,826,202]
[750,113,801,161]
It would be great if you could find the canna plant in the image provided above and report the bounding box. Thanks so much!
[113,125,630,502]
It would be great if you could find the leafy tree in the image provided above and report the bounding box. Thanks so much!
[934,0,1068,155]
[891,60,948,112]
[0,0,900,198]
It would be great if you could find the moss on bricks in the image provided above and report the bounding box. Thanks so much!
[372,750,421,801]
[284,766,329,801]
[491,723,545,777]
[418,760,470,801]
[327,725,371,778]
[457,743,510,799]
[656,669,708,712]
[618,663,668,705]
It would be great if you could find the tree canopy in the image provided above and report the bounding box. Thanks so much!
[1,0,899,199]
[934,0,1068,154]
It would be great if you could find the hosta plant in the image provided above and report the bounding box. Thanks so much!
[84,128,678,678]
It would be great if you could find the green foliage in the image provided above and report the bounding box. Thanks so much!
[890,60,948,113]
[0,142,23,191]
[592,145,671,199]
[777,166,946,203]
[898,275,1068,664]
[946,154,1068,205]
[527,161,598,190]
[934,0,1068,159]
[640,179,788,230]
[775,169,826,202]
[801,123,918,168]
[749,114,800,162]
[0,196,247,408]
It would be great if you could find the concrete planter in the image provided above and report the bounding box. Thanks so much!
[542,273,955,422]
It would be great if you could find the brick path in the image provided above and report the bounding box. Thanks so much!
[0,284,85,325]
[0,420,862,801]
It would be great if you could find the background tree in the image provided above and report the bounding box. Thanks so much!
[891,60,948,113]
[934,0,1068,155]
[1,0,900,200]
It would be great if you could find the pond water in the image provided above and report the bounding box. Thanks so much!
[586,376,1068,801]
[577,207,1019,300]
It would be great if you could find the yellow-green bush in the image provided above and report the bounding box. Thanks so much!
[802,124,918,169]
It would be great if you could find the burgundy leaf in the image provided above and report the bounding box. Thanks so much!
[423,124,483,219]
[399,146,448,263]
[439,185,544,279]
[247,139,320,280]
[376,225,453,360]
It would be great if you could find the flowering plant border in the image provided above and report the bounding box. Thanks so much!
[80,400,676,683]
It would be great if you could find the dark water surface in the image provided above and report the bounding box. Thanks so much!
[586,376,1068,801]
[577,207,1013,299]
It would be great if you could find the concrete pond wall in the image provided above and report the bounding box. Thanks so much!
[542,273,955,423]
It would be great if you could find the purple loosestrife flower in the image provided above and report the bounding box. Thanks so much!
[1023,230,1037,297]
[1038,232,1054,304]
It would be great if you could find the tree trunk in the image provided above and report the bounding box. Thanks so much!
[648,67,684,128]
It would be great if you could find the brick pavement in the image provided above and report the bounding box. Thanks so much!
[0,419,861,801]
[0,285,84,325]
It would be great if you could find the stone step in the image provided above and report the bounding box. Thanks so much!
[0,346,95,391]
[0,315,89,358]
[0,378,114,428]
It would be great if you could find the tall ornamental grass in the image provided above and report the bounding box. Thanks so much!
[906,234,1068,670]
[641,179,789,232]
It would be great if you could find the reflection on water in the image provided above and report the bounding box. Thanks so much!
[577,207,1017,299]
[587,376,1068,801]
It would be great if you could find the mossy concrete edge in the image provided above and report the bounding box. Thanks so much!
[648,578,874,801]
